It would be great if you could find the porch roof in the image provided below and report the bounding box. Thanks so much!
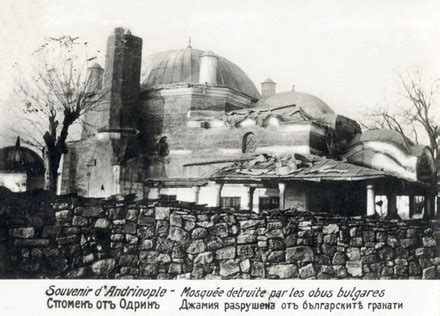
[210,154,424,184]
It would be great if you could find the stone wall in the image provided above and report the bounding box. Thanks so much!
[0,193,439,279]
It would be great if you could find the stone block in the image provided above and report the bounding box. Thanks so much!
[323,224,339,234]
[317,265,334,279]
[9,227,35,239]
[332,252,346,265]
[183,220,196,231]
[137,226,154,239]
[400,238,417,248]
[408,261,422,276]
[346,260,362,277]
[220,259,240,277]
[72,216,88,226]
[216,246,236,260]
[139,251,171,264]
[170,213,183,227]
[299,263,315,279]
[91,259,115,275]
[375,231,386,242]
[80,207,104,217]
[363,231,375,243]
[126,209,139,222]
[82,253,94,264]
[42,225,62,237]
[95,218,111,229]
[267,264,298,279]
[240,259,251,273]
[350,237,363,247]
[323,234,336,245]
[268,238,284,250]
[423,237,436,248]
[394,259,408,276]
[237,245,254,258]
[266,229,284,238]
[284,235,297,247]
[286,246,314,263]
[387,235,399,248]
[56,235,79,245]
[267,250,285,263]
[55,210,72,222]
[237,233,257,244]
[347,247,360,260]
[168,262,183,275]
[192,228,207,239]
[240,219,264,230]
[168,226,189,242]
[118,254,137,267]
[111,233,124,242]
[267,221,283,230]
[194,251,214,265]
[156,221,169,237]
[322,244,336,257]
[107,208,126,220]
[187,240,206,254]
[229,225,239,235]
[123,221,137,234]
[139,239,153,250]
[125,234,138,244]
[138,214,155,226]
[214,222,229,238]
[156,238,173,253]
[141,264,158,277]
[251,261,265,278]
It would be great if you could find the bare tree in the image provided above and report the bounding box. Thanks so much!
[8,36,106,193]
[398,70,440,164]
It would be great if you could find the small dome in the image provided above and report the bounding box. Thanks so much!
[141,48,261,99]
[261,77,276,84]
[0,138,44,176]
[256,90,335,118]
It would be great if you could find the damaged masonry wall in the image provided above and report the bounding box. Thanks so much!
[0,194,439,279]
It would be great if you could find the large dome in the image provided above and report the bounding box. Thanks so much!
[256,91,335,118]
[141,48,261,99]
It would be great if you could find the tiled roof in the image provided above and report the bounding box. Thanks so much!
[211,154,395,182]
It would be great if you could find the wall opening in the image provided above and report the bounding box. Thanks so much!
[242,132,257,153]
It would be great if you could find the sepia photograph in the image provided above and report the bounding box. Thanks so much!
[0,1,439,312]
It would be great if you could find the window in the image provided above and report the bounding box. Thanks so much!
[159,194,176,202]
[221,197,241,210]
[259,196,280,210]
[242,132,257,153]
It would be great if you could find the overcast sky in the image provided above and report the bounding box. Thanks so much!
[0,0,439,145]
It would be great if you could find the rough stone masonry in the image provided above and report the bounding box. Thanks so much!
[0,193,439,279]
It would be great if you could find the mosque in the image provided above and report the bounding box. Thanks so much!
[1,27,436,218]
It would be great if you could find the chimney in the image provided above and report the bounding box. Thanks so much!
[103,27,143,130]
[199,50,218,85]
[261,77,276,98]
[86,63,103,91]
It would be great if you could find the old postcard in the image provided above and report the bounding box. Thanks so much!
[0,0,439,315]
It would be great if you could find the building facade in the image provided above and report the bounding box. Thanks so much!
[60,27,436,218]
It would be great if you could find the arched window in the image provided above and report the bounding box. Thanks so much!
[242,132,257,153]
[157,136,170,157]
